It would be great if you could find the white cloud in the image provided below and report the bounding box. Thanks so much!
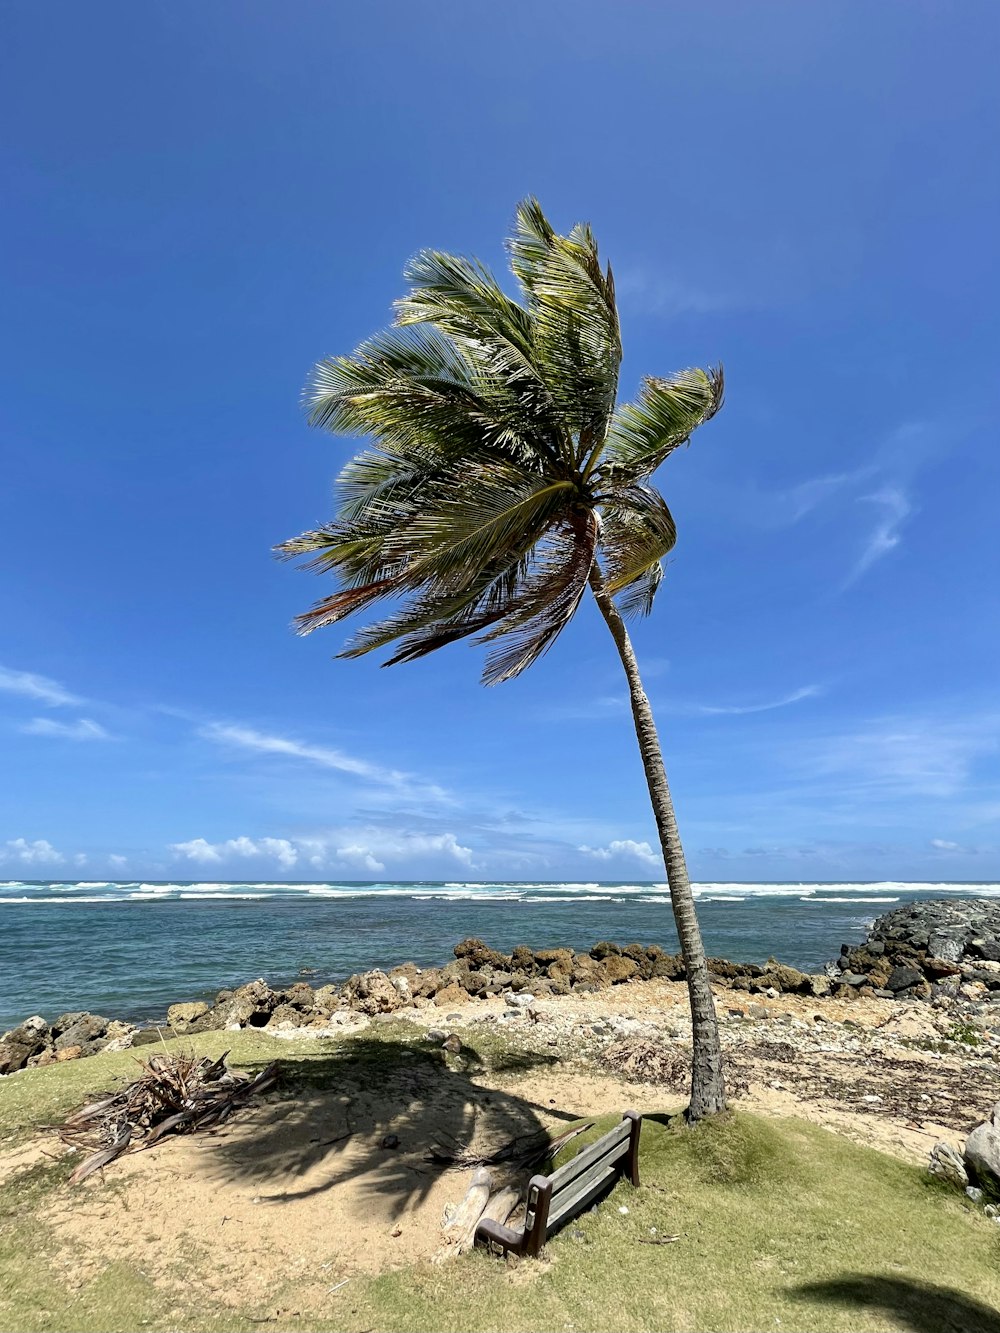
[0,665,81,707]
[2,837,64,865]
[579,838,660,868]
[109,854,128,868]
[333,844,386,873]
[170,827,477,874]
[170,836,299,869]
[199,722,449,803]
[846,486,912,585]
[21,717,111,741]
[930,838,960,851]
[693,685,822,717]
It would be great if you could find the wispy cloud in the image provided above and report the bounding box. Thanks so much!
[845,486,912,585]
[579,838,660,868]
[802,712,999,799]
[692,684,823,717]
[0,665,81,708]
[1,837,64,865]
[199,722,450,803]
[21,717,112,741]
[614,266,737,318]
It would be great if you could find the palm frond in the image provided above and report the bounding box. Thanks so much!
[600,366,724,484]
[615,561,664,620]
[600,484,678,595]
[507,198,621,447]
[476,508,599,685]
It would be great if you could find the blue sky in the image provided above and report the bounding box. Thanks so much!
[2,1,998,883]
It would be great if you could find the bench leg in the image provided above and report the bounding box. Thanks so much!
[624,1111,642,1188]
[524,1178,553,1257]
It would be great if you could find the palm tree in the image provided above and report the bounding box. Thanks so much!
[279,200,726,1119]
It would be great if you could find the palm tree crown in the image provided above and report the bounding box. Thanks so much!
[279,199,723,681]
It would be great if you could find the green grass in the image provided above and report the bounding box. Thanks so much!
[2,1028,999,1332]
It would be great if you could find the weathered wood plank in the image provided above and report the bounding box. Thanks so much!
[548,1117,630,1189]
[549,1160,619,1229]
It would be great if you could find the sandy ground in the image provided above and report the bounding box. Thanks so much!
[8,980,998,1314]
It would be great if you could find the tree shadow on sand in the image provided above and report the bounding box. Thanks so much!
[792,1275,1000,1333]
[199,1026,579,1221]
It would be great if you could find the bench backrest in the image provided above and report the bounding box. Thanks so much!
[522,1112,641,1255]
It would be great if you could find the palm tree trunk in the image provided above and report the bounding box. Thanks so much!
[588,563,726,1120]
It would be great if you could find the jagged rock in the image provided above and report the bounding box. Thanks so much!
[281,982,316,1010]
[343,970,405,1015]
[651,953,685,981]
[313,984,340,1014]
[433,983,469,1008]
[266,1003,307,1029]
[965,1104,1000,1191]
[534,947,573,966]
[0,1017,50,1074]
[837,972,870,988]
[925,956,962,978]
[807,975,833,998]
[54,1014,108,1051]
[454,937,489,959]
[929,1141,969,1188]
[51,1011,88,1036]
[598,955,640,985]
[55,1044,83,1062]
[510,945,536,973]
[411,967,444,999]
[166,1002,210,1031]
[886,965,925,992]
[571,954,601,984]
[591,941,622,960]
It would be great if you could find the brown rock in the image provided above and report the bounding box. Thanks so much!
[343,970,404,1015]
[510,945,536,973]
[598,955,640,985]
[591,941,622,960]
[313,984,341,1014]
[55,1045,83,1062]
[433,983,469,1008]
[650,953,685,981]
[266,1004,307,1029]
[411,967,444,999]
[534,947,573,966]
[166,1001,210,1031]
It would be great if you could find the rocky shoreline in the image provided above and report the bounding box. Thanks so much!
[4,897,1000,1076]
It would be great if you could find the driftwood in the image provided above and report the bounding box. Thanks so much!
[434,1167,494,1262]
[57,1051,280,1183]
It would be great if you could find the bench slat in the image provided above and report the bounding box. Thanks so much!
[548,1160,619,1230]
[548,1118,631,1190]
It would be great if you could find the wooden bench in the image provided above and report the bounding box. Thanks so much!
[475,1112,642,1257]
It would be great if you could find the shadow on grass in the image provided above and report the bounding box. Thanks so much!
[203,1031,577,1217]
[793,1275,1000,1333]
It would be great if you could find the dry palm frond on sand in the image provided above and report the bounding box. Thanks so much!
[57,1051,280,1184]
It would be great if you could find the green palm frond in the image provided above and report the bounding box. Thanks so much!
[507,199,621,448]
[282,199,722,681]
[601,366,724,485]
[600,484,678,597]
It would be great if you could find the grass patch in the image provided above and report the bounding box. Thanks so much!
[2,1030,1000,1332]
[341,1114,1000,1333]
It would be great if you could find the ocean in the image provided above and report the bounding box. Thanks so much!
[2,879,997,1031]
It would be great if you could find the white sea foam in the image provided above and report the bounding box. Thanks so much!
[809,896,901,903]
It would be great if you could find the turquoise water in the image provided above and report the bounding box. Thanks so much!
[2,879,997,1029]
